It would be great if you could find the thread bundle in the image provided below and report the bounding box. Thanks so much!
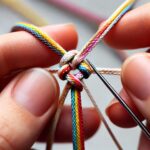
[11,0,136,149]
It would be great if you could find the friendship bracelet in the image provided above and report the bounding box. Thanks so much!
[11,0,136,150]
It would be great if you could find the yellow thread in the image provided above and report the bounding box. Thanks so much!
[0,0,48,26]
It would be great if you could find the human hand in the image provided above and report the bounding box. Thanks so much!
[105,3,150,150]
[0,24,100,150]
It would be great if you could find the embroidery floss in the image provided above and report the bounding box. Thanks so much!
[11,0,140,150]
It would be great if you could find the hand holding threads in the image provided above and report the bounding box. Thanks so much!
[11,1,137,149]
[58,50,92,91]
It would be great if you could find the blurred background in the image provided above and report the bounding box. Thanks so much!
[0,0,149,149]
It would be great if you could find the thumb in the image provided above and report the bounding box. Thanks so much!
[121,53,150,120]
[121,53,150,149]
[0,68,59,150]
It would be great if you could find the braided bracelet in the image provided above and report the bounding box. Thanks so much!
[11,1,136,150]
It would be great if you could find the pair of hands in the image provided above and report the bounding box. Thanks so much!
[0,3,149,150]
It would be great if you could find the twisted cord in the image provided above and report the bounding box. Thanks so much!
[82,81,122,150]
[72,0,136,66]
[71,88,84,150]
[1,67,121,82]
[12,23,91,150]
[11,1,136,150]
[12,23,92,150]
[47,67,121,76]
[94,68,121,75]
[12,23,66,57]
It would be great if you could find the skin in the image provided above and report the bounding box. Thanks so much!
[0,2,150,150]
[105,3,150,150]
[0,24,100,150]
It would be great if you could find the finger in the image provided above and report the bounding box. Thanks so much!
[121,53,150,121]
[0,23,77,77]
[106,89,144,128]
[0,68,59,150]
[38,106,101,142]
[0,69,22,91]
[138,122,150,150]
[105,3,150,49]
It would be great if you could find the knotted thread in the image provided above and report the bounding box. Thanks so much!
[58,50,92,150]
[12,23,92,150]
[58,50,92,91]
[11,1,136,150]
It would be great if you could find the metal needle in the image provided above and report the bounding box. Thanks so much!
[86,59,150,139]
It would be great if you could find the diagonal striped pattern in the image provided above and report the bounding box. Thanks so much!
[72,0,136,65]
[71,88,84,150]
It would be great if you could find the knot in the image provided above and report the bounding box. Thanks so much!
[58,50,92,91]
[60,50,78,69]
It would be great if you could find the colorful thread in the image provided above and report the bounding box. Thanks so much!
[71,0,136,66]
[11,0,136,150]
[1,0,48,26]
[71,88,84,150]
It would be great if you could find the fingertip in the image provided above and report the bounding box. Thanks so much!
[104,3,150,49]
[0,68,60,150]
[121,53,150,100]
[106,101,137,128]
[43,23,78,51]
[3,68,59,116]
[121,53,150,120]
[0,23,78,78]
[121,53,147,75]
[106,90,144,128]
[83,108,101,140]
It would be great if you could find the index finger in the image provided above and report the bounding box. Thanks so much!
[105,3,150,49]
[0,24,77,77]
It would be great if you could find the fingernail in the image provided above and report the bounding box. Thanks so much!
[12,68,58,116]
[122,53,150,100]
